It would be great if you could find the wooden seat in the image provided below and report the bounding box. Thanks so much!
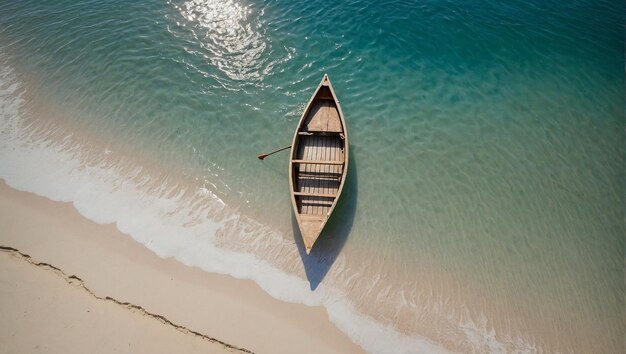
[292,160,343,165]
[297,171,342,179]
[298,131,342,136]
[294,191,337,198]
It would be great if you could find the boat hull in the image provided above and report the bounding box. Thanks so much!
[289,74,348,254]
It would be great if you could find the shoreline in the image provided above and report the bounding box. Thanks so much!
[0,179,364,354]
[0,54,455,354]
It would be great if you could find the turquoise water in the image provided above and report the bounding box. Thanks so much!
[0,0,623,352]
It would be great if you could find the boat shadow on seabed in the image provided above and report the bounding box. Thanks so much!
[291,151,358,291]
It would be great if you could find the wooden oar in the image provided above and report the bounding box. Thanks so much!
[258,145,291,160]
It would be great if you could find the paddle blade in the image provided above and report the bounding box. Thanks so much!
[257,154,266,160]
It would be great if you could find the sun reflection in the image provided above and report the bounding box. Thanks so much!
[170,0,273,81]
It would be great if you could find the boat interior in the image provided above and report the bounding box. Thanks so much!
[292,86,345,217]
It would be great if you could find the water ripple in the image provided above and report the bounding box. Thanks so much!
[168,0,294,84]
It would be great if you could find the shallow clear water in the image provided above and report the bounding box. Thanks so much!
[0,0,623,352]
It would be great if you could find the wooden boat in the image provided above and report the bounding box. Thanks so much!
[289,74,348,254]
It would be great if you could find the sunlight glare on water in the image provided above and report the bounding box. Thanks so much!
[170,0,290,82]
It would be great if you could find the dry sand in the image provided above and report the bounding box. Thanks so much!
[0,250,239,354]
[0,180,364,354]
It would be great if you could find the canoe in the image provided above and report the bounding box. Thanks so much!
[289,74,348,255]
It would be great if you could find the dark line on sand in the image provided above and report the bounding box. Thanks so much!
[0,245,254,354]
